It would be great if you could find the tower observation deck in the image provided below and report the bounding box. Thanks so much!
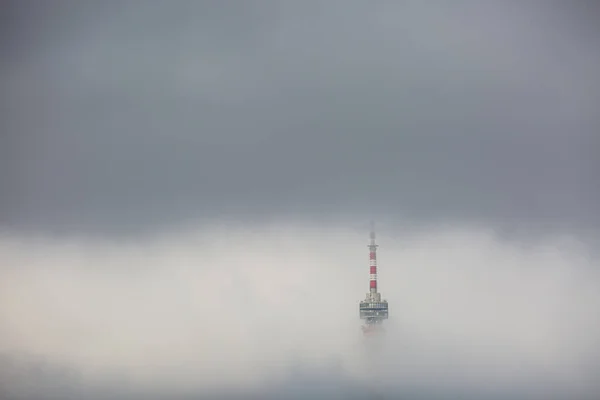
[359,225,388,334]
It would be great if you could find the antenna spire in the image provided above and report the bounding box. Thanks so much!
[369,221,376,245]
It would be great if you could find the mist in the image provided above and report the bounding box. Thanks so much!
[2,1,599,398]
[1,222,598,399]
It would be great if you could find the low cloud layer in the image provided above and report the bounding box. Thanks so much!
[1,222,598,399]
[2,2,598,397]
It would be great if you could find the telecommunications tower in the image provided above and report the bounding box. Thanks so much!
[359,223,388,335]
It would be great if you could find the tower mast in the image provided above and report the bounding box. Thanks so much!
[368,224,378,299]
[359,222,388,335]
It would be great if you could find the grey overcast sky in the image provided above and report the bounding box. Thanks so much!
[1,0,599,237]
[1,3,600,399]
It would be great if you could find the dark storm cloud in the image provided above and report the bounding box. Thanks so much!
[1,0,598,236]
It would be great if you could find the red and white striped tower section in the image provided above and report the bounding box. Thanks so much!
[359,223,389,333]
[368,229,378,299]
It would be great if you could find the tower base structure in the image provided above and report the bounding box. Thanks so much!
[359,293,388,336]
